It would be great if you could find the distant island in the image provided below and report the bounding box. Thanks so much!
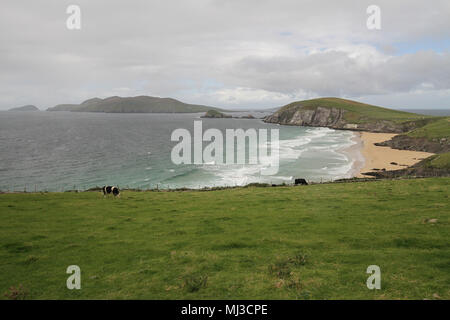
[8,105,39,112]
[46,96,225,113]
[201,110,232,118]
[201,109,256,119]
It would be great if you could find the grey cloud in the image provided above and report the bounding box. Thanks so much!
[227,50,450,97]
[0,0,449,109]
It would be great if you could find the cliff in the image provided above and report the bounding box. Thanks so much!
[263,98,431,133]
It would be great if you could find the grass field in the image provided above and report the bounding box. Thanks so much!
[0,178,449,300]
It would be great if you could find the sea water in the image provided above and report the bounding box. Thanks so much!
[0,111,357,191]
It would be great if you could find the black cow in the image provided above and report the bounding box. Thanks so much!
[102,185,120,197]
[294,178,308,186]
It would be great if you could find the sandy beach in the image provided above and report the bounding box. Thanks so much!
[354,132,435,177]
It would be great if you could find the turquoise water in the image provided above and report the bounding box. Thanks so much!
[0,111,357,191]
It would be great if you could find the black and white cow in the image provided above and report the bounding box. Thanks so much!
[102,185,120,197]
[294,178,308,186]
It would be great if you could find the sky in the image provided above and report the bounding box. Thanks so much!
[0,0,449,110]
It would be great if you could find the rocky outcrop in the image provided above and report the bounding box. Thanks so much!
[264,106,406,133]
[362,156,450,178]
[363,166,450,178]
[201,111,258,119]
[201,110,232,118]
[375,135,450,153]
[239,114,255,119]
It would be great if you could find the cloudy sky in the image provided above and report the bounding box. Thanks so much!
[1,0,449,110]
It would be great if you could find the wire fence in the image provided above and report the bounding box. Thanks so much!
[0,175,443,194]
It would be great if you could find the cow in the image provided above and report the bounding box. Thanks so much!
[102,185,120,197]
[294,178,308,186]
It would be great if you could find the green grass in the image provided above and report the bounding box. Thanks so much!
[421,152,450,170]
[281,98,431,124]
[407,117,450,140]
[0,178,449,299]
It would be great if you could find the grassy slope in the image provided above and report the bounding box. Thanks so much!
[280,98,431,124]
[1,178,449,300]
[420,152,450,170]
[407,117,450,140]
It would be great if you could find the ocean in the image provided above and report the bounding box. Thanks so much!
[0,111,357,191]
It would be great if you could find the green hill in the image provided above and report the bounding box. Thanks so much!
[47,96,224,113]
[265,97,433,133]
[283,98,427,123]
[0,178,448,299]
[264,97,450,154]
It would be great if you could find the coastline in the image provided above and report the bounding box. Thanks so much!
[352,132,435,178]
[340,132,365,179]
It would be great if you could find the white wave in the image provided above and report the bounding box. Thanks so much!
[273,176,293,181]
[214,165,262,186]
[173,127,360,187]
[322,160,355,179]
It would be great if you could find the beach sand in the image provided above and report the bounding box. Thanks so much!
[355,132,435,177]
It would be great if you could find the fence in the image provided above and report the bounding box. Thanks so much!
[0,175,443,194]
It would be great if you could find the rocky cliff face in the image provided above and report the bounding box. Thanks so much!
[264,107,346,127]
[264,106,408,133]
